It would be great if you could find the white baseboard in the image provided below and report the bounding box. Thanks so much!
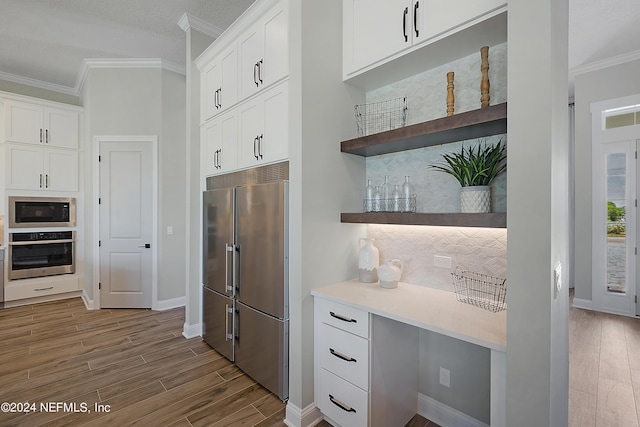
[284,402,323,427]
[155,295,186,311]
[81,289,96,310]
[182,322,202,339]
[418,393,488,427]
[572,298,593,310]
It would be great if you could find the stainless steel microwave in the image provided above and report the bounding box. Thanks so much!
[9,196,76,228]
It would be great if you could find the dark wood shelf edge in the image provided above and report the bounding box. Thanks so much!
[341,212,507,228]
[341,103,507,157]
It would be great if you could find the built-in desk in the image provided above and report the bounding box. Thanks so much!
[312,280,506,427]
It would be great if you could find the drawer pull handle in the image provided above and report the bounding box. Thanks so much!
[34,287,54,291]
[329,311,357,323]
[329,348,356,362]
[329,394,356,413]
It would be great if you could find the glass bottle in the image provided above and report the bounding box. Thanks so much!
[402,175,413,212]
[364,179,374,212]
[392,184,401,212]
[381,175,391,212]
[372,186,382,212]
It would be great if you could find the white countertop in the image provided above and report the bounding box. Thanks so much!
[312,279,506,352]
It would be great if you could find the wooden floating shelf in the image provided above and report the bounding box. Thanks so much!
[340,212,507,228]
[341,103,507,157]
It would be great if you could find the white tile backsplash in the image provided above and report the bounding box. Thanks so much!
[367,224,507,292]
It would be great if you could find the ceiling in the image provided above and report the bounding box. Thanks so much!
[0,0,639,96]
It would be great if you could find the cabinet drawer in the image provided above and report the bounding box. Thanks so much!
[5,275,79,301]
[318,323,369,390]
[316,298,369,338]
[318,368,368,427]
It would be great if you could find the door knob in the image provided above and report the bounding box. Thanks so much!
[138,243,151,248]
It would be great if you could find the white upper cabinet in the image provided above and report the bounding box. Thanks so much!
[202,44,238,122]
[343,0,506,80]
[237,81,288,169]
[5,143,78,191]
[202,109,239,176]
[422,0,505,40]
[238,0,289,100]
[5,99,79,149]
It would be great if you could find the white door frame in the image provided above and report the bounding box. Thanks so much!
[591,95,640,316]
[93,135,159,310]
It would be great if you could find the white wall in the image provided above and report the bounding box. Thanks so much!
[573,58,640,303]
[288,0,367,410]
[506,0,569,425]
[80,66,187,305]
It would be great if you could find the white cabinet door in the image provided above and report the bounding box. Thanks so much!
[421,0,505,42]
[5,143,43,190]
[202,45,238,121]
[202,119,220,177]
[5,143,78,191]
[4,100,44,145]
[238,82,288,169]
[238,1,288,100]
[202,111,239,176]
[238,97,263,168]
[45,107,79,149]
[4,100,79,149]
[45,148,78,191]
[343,0,506,77]
[345,0,412,76]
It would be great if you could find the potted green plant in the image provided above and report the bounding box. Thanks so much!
[430,139,506,213]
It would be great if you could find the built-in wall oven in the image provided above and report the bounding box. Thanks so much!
[9,196,76,228]
[8,231,75,280]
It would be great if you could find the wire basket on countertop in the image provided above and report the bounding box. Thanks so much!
[451,267,506,312]
[355,97,407,137]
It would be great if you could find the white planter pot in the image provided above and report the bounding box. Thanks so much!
[460,186,491,213]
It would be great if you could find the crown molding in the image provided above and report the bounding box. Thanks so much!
[178,12,224,38]
[75,58,186,95]
[0,70,79,96]
[570,49,640,77]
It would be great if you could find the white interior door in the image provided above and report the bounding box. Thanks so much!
[99,138,155,308]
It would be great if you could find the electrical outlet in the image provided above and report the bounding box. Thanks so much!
[439,367,450,387]
[434,255,452,269]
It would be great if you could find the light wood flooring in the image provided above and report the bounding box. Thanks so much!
[0,298,287,427]
[570,296,640,426]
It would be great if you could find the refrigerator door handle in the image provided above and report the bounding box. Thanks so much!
[225,243,234,293]
[225,304,234,341]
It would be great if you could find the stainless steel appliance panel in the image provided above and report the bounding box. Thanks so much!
[235,181,288,319]
[202,286,234,361]
[9,196,76,228]
[8,232,75,280]
[203,188,235,296]
[235,301,288,400]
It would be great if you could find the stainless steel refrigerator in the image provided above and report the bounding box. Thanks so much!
[203,175,289,401]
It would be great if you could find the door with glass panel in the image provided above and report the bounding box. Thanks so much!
[593,140,637,316]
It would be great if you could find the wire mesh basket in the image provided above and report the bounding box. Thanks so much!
[355,97,407,137]
[451,267,507,312]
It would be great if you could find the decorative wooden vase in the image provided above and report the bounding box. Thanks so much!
[480,46,490,108]
[446,71,455,116]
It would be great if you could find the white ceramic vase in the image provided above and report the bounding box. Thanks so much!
[358,238,379,283]
[460,186,491,213]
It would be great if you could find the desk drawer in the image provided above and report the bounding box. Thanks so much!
[316,297,369,338]
[318,368,368,427]
[318,322,369,390]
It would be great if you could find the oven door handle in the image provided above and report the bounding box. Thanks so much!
[8,239,75,245]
